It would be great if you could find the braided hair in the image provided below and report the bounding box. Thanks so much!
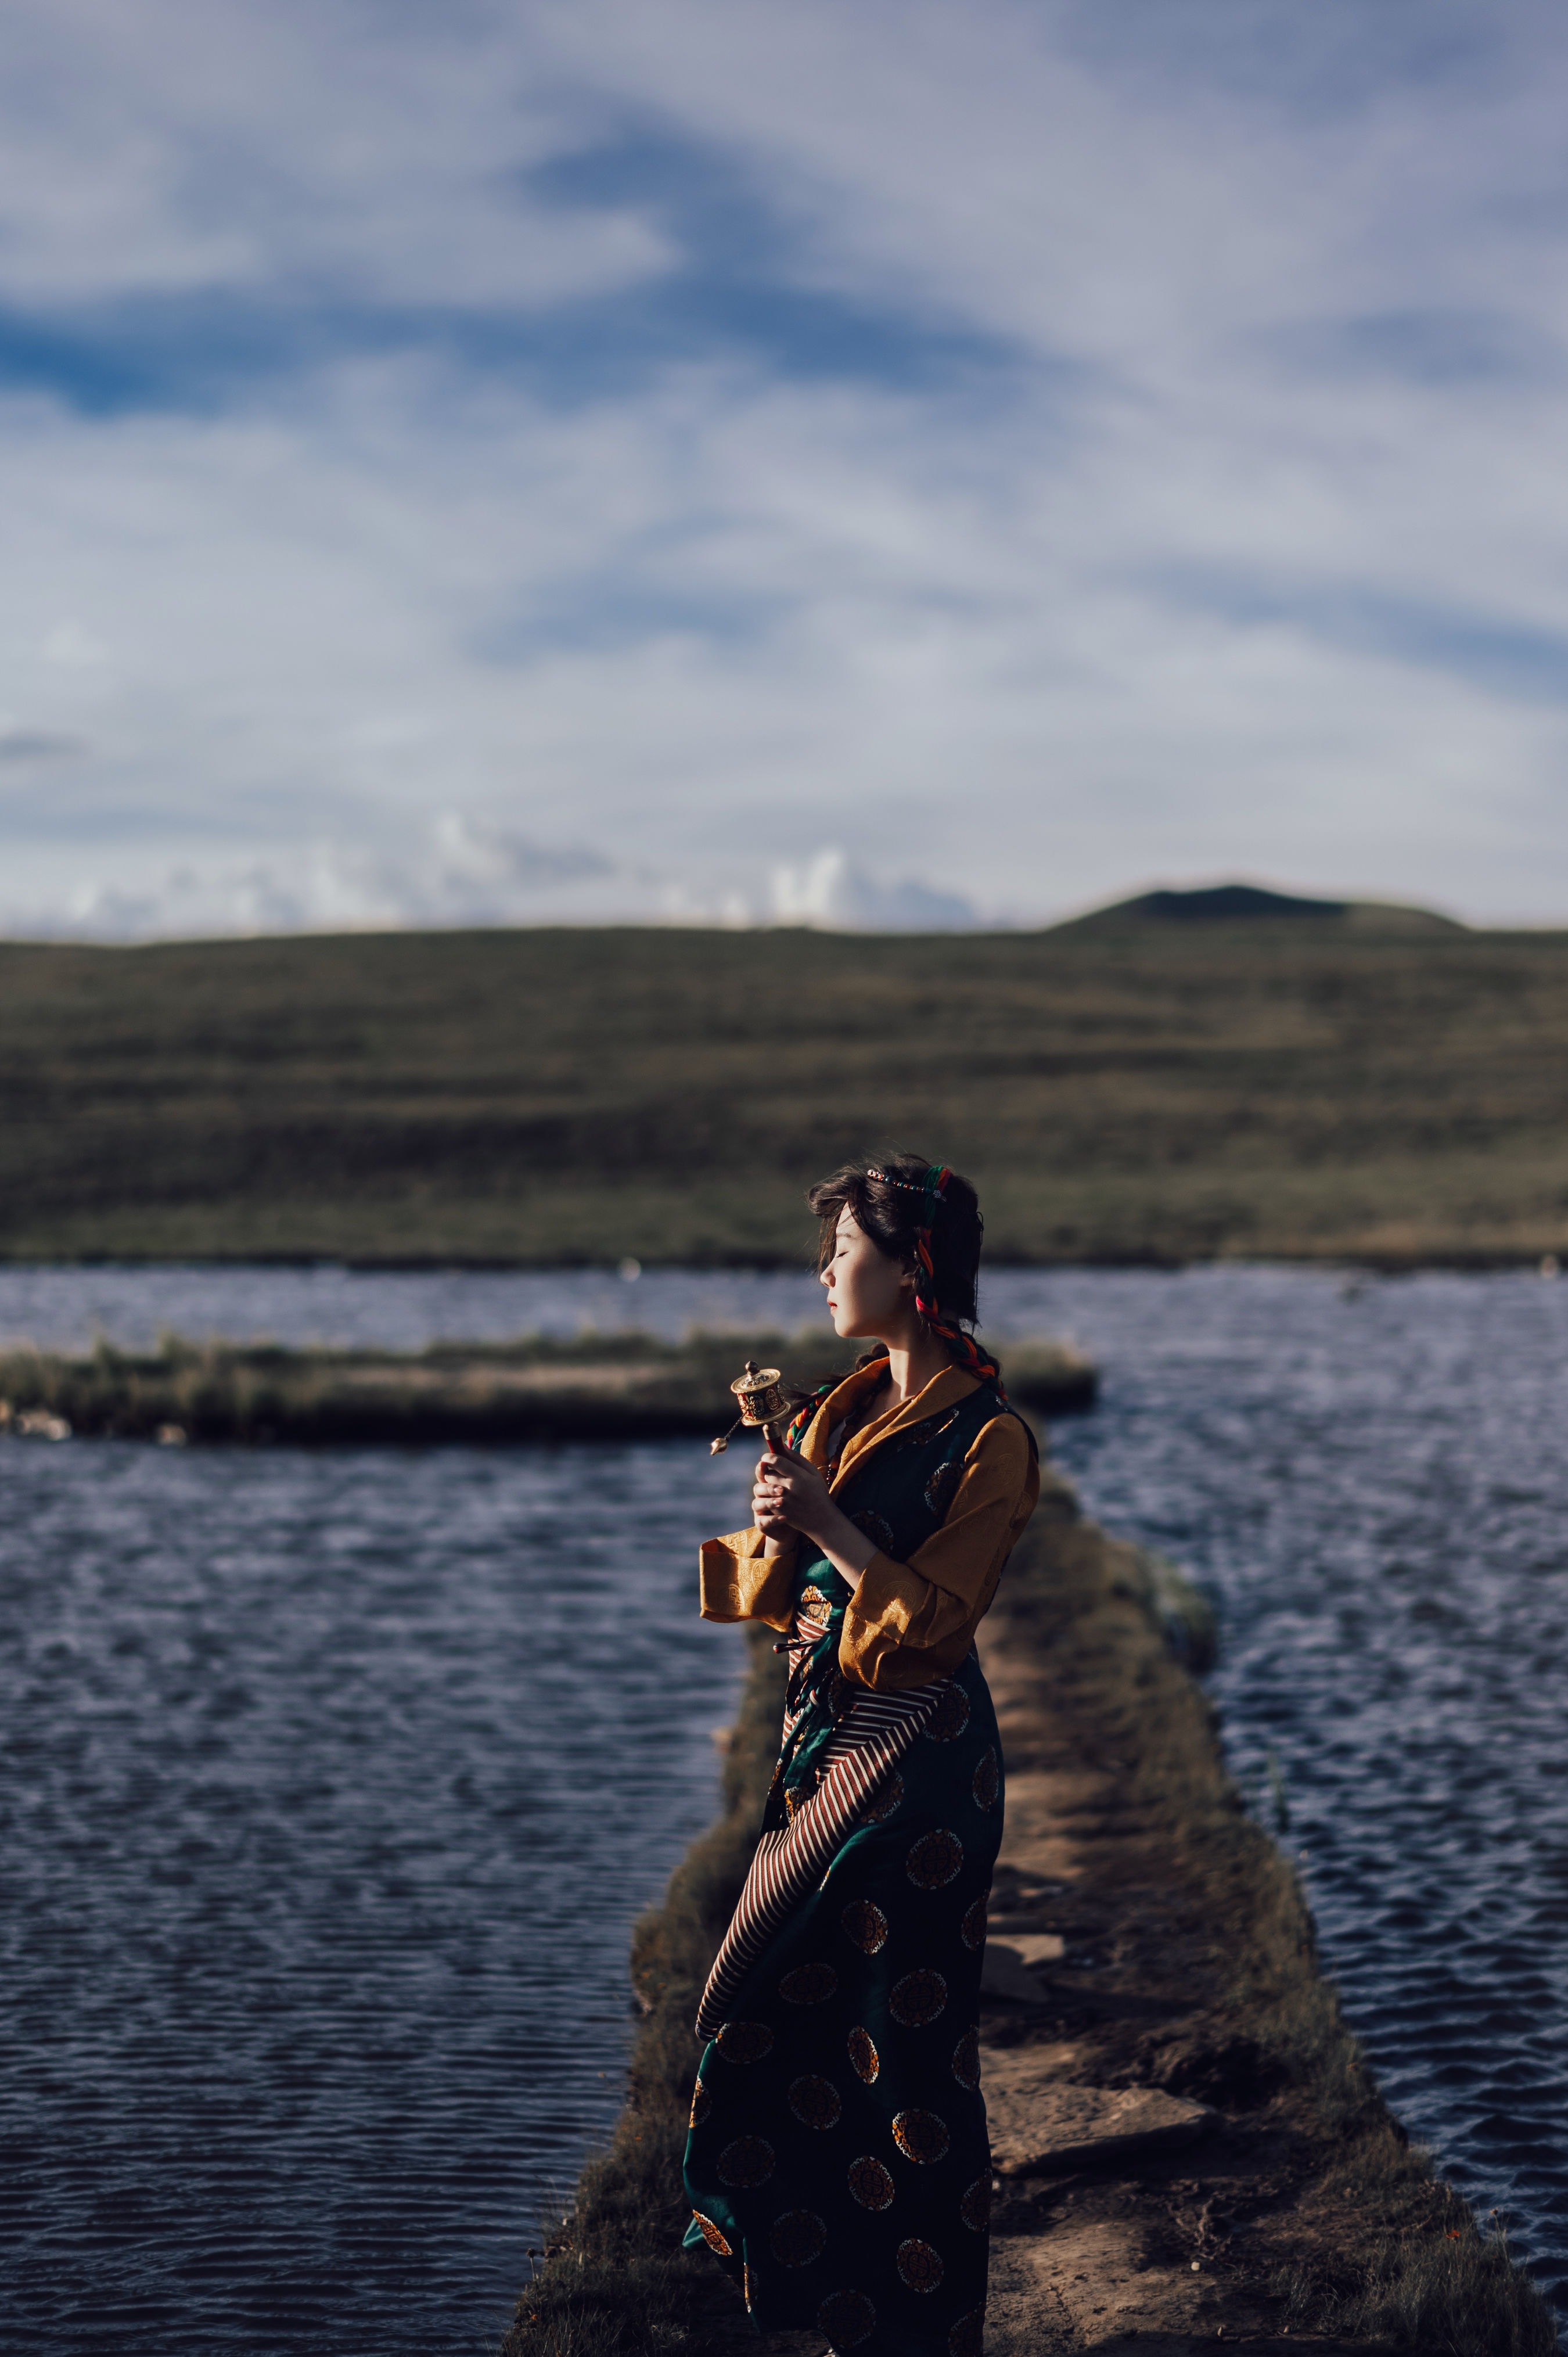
[797,1152,1006,1428]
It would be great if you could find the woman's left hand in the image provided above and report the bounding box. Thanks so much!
[752,1438,839,1547]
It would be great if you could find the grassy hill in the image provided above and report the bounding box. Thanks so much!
[2,910,1567,1265]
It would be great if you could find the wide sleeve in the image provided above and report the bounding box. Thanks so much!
[699,1525,797,1632]
[839,1415,1038,1691]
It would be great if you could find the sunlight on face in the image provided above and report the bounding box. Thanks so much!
[821,1205,915,1342]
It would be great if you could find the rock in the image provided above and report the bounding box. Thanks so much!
[980,1932,1069,2003]
[1005,1931,1067,1968]
[980,1942,1051,2004]
[1155,2031,1286,2107]
[16,1409,71,1442]
[983,2058,1213,2176]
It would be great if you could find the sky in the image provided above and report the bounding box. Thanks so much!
[3,0,1568,936]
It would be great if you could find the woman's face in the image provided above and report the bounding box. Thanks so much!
[821,1206,914,1340]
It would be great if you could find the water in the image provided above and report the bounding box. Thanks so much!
[1026,1265,1568,2313]
[3,1264,1567,2326]
[0,1262,828,1355]
[0,1433,750,2355]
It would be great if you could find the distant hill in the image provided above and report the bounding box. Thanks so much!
[2,912,1566,1269]
[1056,882,1463,934]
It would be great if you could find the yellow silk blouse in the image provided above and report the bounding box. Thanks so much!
[698,1361,1039,1692]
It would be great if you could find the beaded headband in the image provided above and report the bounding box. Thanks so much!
[866,1165,948,1297]
[865,1166,945,1193]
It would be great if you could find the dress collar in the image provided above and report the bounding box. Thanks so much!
[804,1361,982,1480]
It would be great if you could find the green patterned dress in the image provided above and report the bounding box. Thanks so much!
[683,1383,1031,2357]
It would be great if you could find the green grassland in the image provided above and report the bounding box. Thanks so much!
[3,912,1568,1265]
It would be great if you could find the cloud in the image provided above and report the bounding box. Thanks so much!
[9,815,986,940]
[772,846,977,931]
[2,1,1568,932]
[0,727,84,763]
[9,813,636,940]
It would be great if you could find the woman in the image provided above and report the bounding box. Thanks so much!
[683,1154,1039,2357]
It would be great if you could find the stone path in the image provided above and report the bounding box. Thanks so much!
[974,1615,1383,2356]
[710,1507,1409,2355]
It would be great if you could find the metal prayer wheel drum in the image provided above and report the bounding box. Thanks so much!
[731,1362,789,1427]
[711,1359,801,1454]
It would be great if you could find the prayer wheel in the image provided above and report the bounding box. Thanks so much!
[711,1360,796,1454]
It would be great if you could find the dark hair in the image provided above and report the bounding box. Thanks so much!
[806,1151,983,1328]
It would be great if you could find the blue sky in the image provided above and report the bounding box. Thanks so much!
[3,0,1568,933]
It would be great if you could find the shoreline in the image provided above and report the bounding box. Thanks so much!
[499,1454,1556,2356]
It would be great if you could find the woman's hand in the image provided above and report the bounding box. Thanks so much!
[752,1438,835,1546]
[751,1436,877,1586]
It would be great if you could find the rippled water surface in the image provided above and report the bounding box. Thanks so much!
[0,1433,750,2355]
[1028,1266,1568,2313]
[4,1263,1567,2327]
[0,1260,827,1353]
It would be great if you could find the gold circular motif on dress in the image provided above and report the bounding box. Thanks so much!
[905,1828,964,1890]
[896,2237,945,2295]
[780,1961,839,2006]
[859,1773,904,1827]
[948,2306,986,2356]
[971,1747,1000,1811]
[827,1672,850,1717]
[787,2074,843,2131]
[847,2154,895,2211]
[840,1898,889,1953]
[800,1584,830,1615]
[922,1687,972,1744]
[716,2019,774,2065]
[850,1509,896,1556]
[951,2028,980,2090]
[959,1889,990,1951]
[815,2288,876,2349]
[889,1967,948,2027]
[847,2025,880,2084]
[923,1459,961,1519]
[717,2135,776,2189]
[689,2074,711,2127]
[891,2109,951,2166]
[769,2208,828,2268]
[691,2209,731,2256]
[959,2172,991,2233]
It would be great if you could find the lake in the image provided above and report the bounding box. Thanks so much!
[1,1260,1565,2339]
